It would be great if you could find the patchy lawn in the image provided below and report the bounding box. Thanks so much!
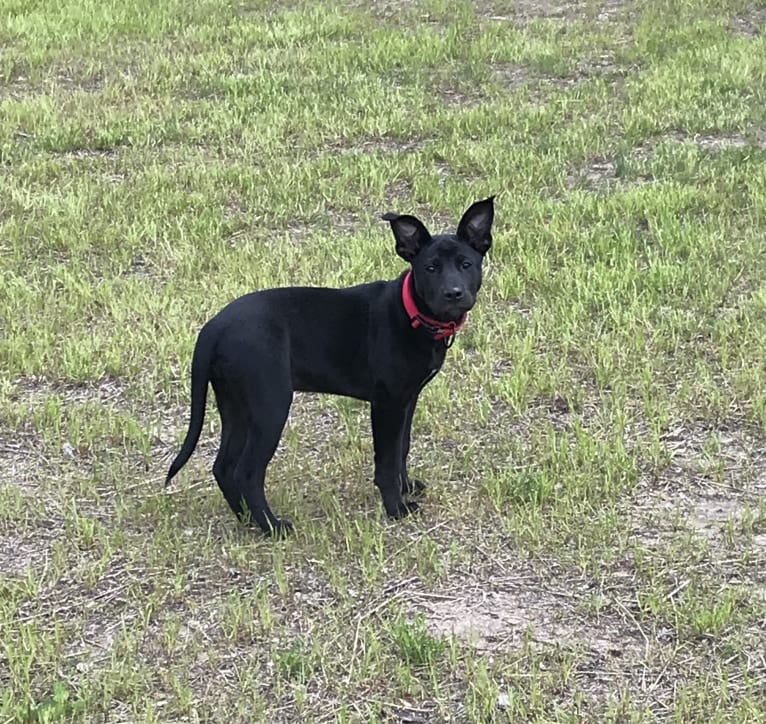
[2,0,766,720]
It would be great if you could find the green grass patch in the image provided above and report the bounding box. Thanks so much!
[2,0,766,719]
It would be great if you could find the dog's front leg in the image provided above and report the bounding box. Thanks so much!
[400,396,426,497]
[371,402,419,519]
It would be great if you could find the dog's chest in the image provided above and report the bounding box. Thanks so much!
[409,347,447,396]
[418,366,440,391]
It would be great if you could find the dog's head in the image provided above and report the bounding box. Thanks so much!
[382,197,494,322]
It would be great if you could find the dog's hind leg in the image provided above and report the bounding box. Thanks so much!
[232,426,292,536]
[227,370,293,537]
[211,380,248,514]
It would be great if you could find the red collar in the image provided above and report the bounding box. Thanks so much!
[401,271,467,343]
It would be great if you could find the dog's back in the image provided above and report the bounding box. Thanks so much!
[208,281,391,399]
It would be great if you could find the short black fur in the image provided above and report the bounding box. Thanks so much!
[165,197,495,536]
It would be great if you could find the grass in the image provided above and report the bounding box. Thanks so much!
[2,0,766,720]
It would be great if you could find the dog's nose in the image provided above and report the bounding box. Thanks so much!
[443,287,464,301]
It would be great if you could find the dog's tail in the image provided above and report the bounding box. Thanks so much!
[165,325,216,487]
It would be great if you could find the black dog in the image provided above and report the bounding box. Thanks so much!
[165,197,495,535]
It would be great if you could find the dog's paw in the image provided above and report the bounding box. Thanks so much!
[402,477,427,497]
[389,499,420,520]
[266,518,294,539]
[241,512,294,538]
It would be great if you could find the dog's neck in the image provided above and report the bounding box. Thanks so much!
[401,271,466,343]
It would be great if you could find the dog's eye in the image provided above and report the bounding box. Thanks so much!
[461,260,472,269]
[425,264,437,273]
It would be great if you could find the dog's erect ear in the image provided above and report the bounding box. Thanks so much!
[381,212,432,262]
[457,196,495,255]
